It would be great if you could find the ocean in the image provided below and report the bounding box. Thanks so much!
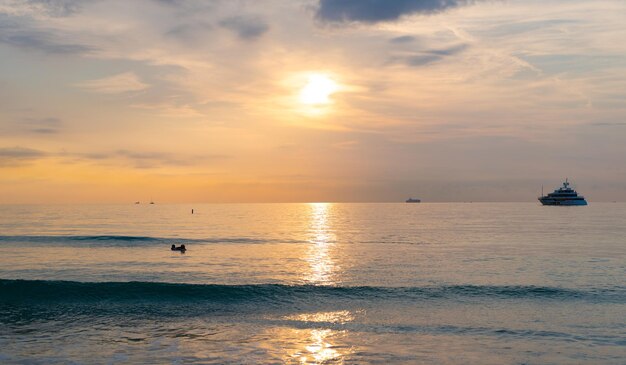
[1,203,624,364]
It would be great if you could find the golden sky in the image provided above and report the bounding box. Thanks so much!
[1,0,625,203]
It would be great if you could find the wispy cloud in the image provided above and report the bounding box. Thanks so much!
[0,146,46,166]
[390,43,469,66]
[219,15,269,41]
[23,0,87,17]
[0,14,94,54]
[58,149,230,169]
[1,117,64,135]
[589,121,626,127]
[21,117,63,134]
[389,35,418,44]
[165,22,213,43]
[75,72,149,94]
[0,0,89,17]
[0,145,230,169]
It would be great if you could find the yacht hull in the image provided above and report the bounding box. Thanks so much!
[539,198,587,206]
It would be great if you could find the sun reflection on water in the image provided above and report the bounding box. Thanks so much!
[301,329,341,364]
[283,310,355,324]
[281,311,355,364]
[305,203,337,285]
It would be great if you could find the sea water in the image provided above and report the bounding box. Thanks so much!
[0,203,624,364]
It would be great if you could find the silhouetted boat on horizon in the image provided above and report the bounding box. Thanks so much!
[405,198,421,203]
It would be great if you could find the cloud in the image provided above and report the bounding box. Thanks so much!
[0,14,94,54]
[390,35,417,44]
[316,0,475,23]
[0,146,46,166]
[589,122,626,127]
[165,22,213,43]
[113,149,229,169]
[21,117,63,134]
[151,0,193,8]
[219,15,269,41]
[59,149,230,169]
[0,0,89,17]
[0,144,226,169]
[1,117,63,136]
[75,72,149,94]
[1,31,91,53]
[23,0,87,17]
[393,43,468,66]
[114,149,185,169]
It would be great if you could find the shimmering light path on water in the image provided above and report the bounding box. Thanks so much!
[1,203,625,364]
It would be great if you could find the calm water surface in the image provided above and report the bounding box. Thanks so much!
[1,203,625,364]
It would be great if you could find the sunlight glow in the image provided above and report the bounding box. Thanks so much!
[299,74,339,105]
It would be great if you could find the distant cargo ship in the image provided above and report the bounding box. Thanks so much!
[538,179,587,206]
[405,198,421,203]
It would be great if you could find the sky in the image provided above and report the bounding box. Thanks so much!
[1,0,625,203]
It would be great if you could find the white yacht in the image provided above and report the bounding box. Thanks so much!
[538,179,587,206]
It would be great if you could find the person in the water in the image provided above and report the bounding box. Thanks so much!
[171,244,186,252]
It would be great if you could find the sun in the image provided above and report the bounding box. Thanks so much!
[299,74,339,105]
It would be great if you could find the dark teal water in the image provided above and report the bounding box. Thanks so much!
[1,203,625,364]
